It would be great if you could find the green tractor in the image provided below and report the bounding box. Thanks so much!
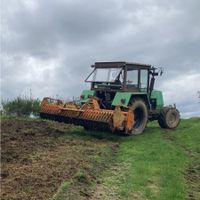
[40,62,180,135]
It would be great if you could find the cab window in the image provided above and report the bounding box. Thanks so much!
[126,69,138,87]
[140,69,148,91]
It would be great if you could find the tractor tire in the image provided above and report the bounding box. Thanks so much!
[158,107,180,129]
[129,99,148,135]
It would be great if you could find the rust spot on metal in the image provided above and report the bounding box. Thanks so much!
[125,108,134,133]
[112,106,125,130]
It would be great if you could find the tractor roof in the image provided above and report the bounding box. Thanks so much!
[93,62,152,69]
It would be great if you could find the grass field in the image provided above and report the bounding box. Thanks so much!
[1,117,200,199]
[93,118,200,200]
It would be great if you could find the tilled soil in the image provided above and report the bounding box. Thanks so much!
[186,161,200,200]
[1,119,118,200]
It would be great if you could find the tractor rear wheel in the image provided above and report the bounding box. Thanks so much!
[158,107,180,129]
[129,99,148,135]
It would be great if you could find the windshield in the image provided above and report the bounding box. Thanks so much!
[86,68,122,82]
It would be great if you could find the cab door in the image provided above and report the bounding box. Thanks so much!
[139,69,148,92]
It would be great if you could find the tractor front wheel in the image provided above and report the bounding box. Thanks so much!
[158,107,180,129]
[129,99,148,135]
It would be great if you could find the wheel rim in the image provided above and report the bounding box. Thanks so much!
[168,111,179,127]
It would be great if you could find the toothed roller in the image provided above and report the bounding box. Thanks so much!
[40,97,135,134]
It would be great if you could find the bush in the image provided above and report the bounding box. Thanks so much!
[1,97,41,117]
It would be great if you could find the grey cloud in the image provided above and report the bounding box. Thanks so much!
[2,0,131,57]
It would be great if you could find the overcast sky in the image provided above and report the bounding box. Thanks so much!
[1,0,200,118]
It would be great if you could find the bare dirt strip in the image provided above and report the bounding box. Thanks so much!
[1,119,118,200]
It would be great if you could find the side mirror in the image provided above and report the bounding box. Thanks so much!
[159,68,164,76]
[149,77,155,93]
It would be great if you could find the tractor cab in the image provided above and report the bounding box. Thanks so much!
[85,62,158,93]
[85,62,160,109]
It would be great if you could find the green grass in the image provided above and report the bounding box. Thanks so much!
[0,114,38,121]
[0,114,13,120]
[100,118,200,200]
[51,181,71,200]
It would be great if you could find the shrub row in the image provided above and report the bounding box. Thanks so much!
[1,97,41,117]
